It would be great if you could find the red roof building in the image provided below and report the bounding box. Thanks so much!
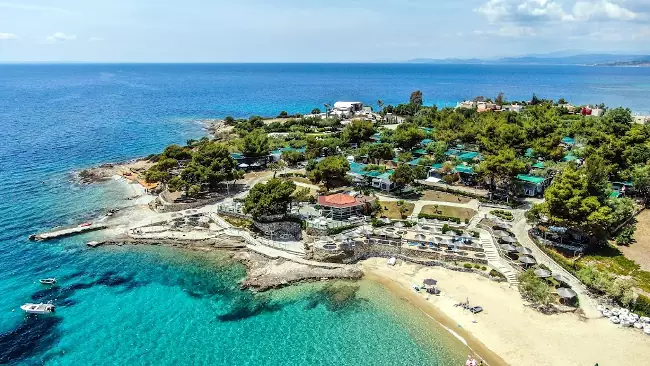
[318,193,374,220]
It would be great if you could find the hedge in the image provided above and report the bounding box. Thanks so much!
[327,224,360,235]
[418,213,461,224]
[490,209,514,221]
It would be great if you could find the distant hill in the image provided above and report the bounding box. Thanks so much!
[405,53,650,66]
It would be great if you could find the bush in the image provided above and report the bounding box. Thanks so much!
[490,209,514,221]
[474,264,481,269]
[489,269,506,280]
[464,263,473,269]
[327,224,360,235]
[481,266,487,271]
[471,231,480,238]
[631,294,650,317]
[418,213,461,224]
[441,224,450,234]
[518,269,553,306]
[464,218,470,224]
[616,224,635,246]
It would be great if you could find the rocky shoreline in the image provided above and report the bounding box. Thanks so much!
[101,237,363,292]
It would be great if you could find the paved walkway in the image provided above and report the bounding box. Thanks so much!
[511,218,601,317]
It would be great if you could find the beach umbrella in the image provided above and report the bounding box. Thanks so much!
[412,224,422,232]
[440,238,454,246]
[423,279,437,286]
[500,244,517,252]
[394,221,405,228]
[500,236,518,244]
[415,233,427,241]
[553,274,570,284]
[516,246,533,255]
[556,287,577,299]
[388,232,401,239]
[493,220,512,230]
[492,230,510,238]
[534,268,551,278]
[519,255,537,265]
[419,217,428,224]
[382,217,392,224]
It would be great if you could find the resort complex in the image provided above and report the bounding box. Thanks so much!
[31,92,650,365]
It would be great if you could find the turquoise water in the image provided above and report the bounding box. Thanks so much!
[2,63,650,365]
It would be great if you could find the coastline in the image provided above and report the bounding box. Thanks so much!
[361,258,650,366]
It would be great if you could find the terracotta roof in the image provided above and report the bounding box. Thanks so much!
[318,193,372,208]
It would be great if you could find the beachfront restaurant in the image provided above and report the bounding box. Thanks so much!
[317,193,374,220]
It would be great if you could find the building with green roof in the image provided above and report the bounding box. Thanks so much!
[516,174,548,197]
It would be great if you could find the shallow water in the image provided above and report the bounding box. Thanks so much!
[2,63,648,365]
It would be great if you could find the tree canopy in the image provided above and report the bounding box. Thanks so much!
[342,120,375,144]
[390,164,415,188]
[243,178,296,219]
[308,155,350,189]
[392,123,425,150]
[242,129,270,157]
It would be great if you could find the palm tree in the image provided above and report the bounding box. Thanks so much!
[324,103,331,119]
[377,99,384,113]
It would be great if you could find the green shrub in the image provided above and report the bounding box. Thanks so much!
[464,218,470,224]
[464,263,473,269]
[471,231,480,238]
[481,266,487,271]
[631,294,650,317]
[441,224,450,234]
[474,264,481,269]
[326,224,360,235]
[616,224,635,246]
[418,213,461,224]
[518,269,553,306]
[490,209,514,221]
[489,269,506,280]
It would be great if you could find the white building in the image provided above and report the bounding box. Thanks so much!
[456,101,476,109]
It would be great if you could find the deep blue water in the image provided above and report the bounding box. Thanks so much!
[2,63,650,365]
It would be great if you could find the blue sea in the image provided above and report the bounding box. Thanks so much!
[2,63,650,365]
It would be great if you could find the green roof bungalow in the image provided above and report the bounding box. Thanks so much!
[371,171,395,192]
[455,164,477,185]
[561,137,576,146]
[531,161,545,169]
[421,127,434,134]
[421,138,434,145]
[412,148,428,156]
[611,181,633,196]
[427,163,445,179]
[516,174,547,197]
[231,152,245,160]
[525,148,535,158]
[458,151,480,162]
[408,158,422,166]
[370,133,382,141]
[563,153,578,162]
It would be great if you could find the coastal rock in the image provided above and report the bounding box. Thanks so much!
[234,251,363,291]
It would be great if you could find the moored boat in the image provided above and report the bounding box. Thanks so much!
[39,278,56,285]
[387,257,396,266]
[20,303,55,314]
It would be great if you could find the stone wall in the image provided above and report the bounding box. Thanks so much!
[149,195,222,213]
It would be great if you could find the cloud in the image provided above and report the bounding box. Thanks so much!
[46,32,76,43]
[0,32,19,40]
[573,1,638,21]
[88,37,105,42]
[475,0,640,23]
[474,26,538,37]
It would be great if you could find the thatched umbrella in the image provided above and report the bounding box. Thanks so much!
[500,244,517,252]
[394,221,405,228]
[440,238,454,246]
[534,268,551,278]
[553,274,570,284]
[556,287,577,299]
[494,220,512,230]
[423,278,437,286]
[382,217,392,224]
[493,230,510,238]
[516,246,533,255]
[500,236,518,244]
[415,233,427,241]
[519,255,537,265]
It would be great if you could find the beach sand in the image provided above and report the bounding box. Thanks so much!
[361,258,650,366]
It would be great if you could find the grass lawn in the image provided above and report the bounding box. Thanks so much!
[288,177,313,185]
[376,201,415,220]
[420,190,471,204]
[582,245,650,293]
[420,205,477,221]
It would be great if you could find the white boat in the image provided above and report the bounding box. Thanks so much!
[641,316,650,324]
[644,327,650,335]
[387,257,396,266]
[620,319,632,327]
[630,313,640,321]
[634,322,644,329]
[609,316,620,324]
[39,278,56,285]
[612,308,620,316]
[596,305,604,312]
[20,303,55,314]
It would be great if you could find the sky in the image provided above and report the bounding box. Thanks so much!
[0,0,649,62]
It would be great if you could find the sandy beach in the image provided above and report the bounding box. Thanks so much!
[361,258,650,366]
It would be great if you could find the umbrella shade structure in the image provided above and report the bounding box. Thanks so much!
[414,233,427,241]
[412,224,422,232]
[358,227,373,236]
[440,238,454,246]
[423,278,437,286]
[382,217,392,224]
[500,244,517,252]
[493,220,512,229]
[556,287,577,299]
[534,268,552,278]
[553,274,570,284]
[519,255,537,265]
[387,232,401,239]
[516,246,533,255]
[492,230,510,238]
[500,236,518,244]
[394,221,405,228]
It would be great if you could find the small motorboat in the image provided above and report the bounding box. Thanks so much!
[20,303,55,314]
[387,257,396,266]
[634,322,644,329]
[79,222,92,227]
[470,306,483,314]
[641,316,650,324]
[644,326,650,335]
[620,318,632,327]
[412,284,420,292]
[611,308,620,316]
[39,278,56,285]
[609,316,620,324]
